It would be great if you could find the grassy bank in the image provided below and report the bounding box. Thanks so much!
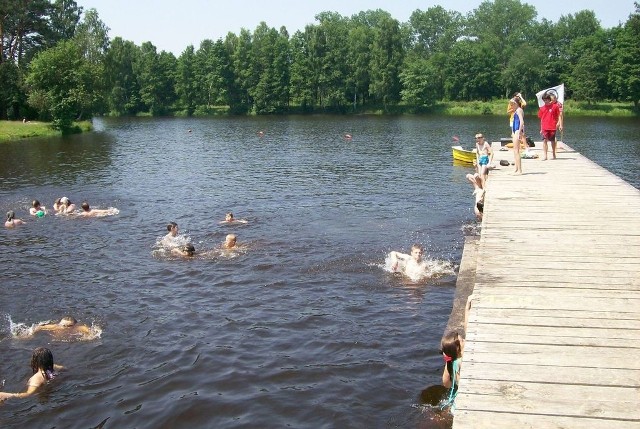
[0,120,93,142]
[423,100,638,116]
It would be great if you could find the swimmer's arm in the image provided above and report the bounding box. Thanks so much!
[76,325,91,335]
[442,364,452,388]
[0,385,38,400]
[390,251,410,261]
[54,364,64,371]
[390,251,410,271]
[33,323,58,332]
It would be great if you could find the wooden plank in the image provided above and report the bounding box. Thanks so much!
[453,147,640,428]
[460,362,639,386]
[453,411,640,429]
[454,380,639,419]
[467,308,640,328]
[465,323,640,341]
[465,294,639,312]
[461,342,640,369]
[470,287,640,299]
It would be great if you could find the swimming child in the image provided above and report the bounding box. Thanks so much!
[171,244,196,257]
[57,197,76,214]
[31,316,92,337]
[79,202,117,217]
[440,331,464,410]
[219,212,248,224]
[161,222,180,248]
[389,244,428,280]
[222,234,237,249]
[29,200,47,217]
[0,347,64,401]
[5,210,26,228]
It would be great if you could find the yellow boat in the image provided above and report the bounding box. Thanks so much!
[451,145,476,164]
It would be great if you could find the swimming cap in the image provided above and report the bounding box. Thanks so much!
[36,210,45,218]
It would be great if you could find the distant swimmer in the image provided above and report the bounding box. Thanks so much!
[79,202,118,217]
[257,130,265,138]
[29,200,47,217]
[57,197,76,214]
[32,316,92,336]
[223,233,237,249]
[344,133,353,141]
[161,221,180,248]
[0,347,64,402]
[5,210,26,228]
[219,212,248,224]
[172,244,196,257]
[388,244,428,280]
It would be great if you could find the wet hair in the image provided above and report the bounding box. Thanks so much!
[81,202,90,211]
[411,244,423,252]
[225,212,234,220]
[182,244,195,256]
[7,210,15,221]
[167,221,178,232]
[55,198,62,205]
[32,200,41,208]
[30,347,55,377]
[441,332,463,381]
[225,234,237,247]
[476,201,484,213]
[60,316,78,326]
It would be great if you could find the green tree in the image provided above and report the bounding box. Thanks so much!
[251,22,290,113]
[26,39,102,129]
[229,29,254,113]
[134,42,176,115]
[466,0,537,69]
[176,44,197,115]
[443,40,499,101]
[104,37,142,115]
[289,30,314,110]
[500,44,547,98]
[368,12,403,109]
[48,0,83,44]
[566,31,612,103]
[407,6,463,57]
[609,3,640,106]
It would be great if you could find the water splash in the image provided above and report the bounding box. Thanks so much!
[381,254,455,282]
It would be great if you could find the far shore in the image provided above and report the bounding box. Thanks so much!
[1,101,636,142]
[0,120,93,143]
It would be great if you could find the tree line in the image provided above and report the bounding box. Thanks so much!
[1,0,639,130]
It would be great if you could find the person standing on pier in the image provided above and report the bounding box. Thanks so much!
[538,92,562,160]
[509,97,525,174]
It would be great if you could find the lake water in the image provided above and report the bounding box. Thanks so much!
[1,114,638,428]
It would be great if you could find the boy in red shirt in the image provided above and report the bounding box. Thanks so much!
[538,92,562,160]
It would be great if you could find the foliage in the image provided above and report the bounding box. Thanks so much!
[2,0,640,120]
[25,40,102,130]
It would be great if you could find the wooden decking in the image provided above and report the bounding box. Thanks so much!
[452,142,640,428]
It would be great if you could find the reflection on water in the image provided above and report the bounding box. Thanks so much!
[0,115,638,428]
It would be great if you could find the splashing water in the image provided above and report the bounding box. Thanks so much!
[382,254,455,282]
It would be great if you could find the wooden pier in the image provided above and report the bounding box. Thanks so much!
[452,142,640,429]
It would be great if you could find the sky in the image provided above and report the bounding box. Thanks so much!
[76,0,636,55]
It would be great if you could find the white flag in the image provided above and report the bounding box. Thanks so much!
[536,84,564,107]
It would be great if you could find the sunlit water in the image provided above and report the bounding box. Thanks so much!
[1,115,638,428]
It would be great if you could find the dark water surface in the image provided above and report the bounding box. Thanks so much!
[1,115,638,428]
